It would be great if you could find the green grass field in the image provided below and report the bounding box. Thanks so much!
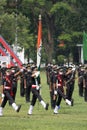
[0,70,87,130]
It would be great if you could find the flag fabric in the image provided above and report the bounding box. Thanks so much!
[37,14,42,71]
[83,31,87,61]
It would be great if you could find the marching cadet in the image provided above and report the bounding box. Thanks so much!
[0,68,21,116]
[24,65,32,102]
[10,66,19,102]
[65,66,76,106]
[20,66,26,97]
[83,66,87,102]
[28,66,49,115]
[78,66,84,97]
[45,63,52,85]
[48,64,57,109]
[0,62,7,81]
[53,68,72,114]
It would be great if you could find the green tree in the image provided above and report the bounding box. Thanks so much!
[57,54,66,65]
[0,0,87,64]
[0,0,35,62]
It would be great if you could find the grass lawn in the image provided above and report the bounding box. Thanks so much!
[0,70,87,130]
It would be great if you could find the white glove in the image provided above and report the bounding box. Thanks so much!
[35,71,40,77]
[36,85,40,90]
[54,90,57,95]
[57,84,61,87]
[20,69,23,72]
[20,67,26,72]
[2,93,5,98]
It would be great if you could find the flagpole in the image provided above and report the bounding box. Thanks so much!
[37,14,42,71]
[15,0,18,54]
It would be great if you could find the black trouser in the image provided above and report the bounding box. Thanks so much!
[1,89,14,108]
[20,78,25,97]
[31,88,43,106]
[46,72,50,85]
[78,82,83,97]
[50,90,55,108]
[66,83,74,101]
[25,83,31,102]
[56,94,62,106]
[57,88,66,100]
[84,87,87,101]
[56,87,66,106]
[12,81,17,101]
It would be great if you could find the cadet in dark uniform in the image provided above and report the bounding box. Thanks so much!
[49,65,58,109]
[83,66,87,102]
[28,66,49,115]
[10,66,19,102]
[65,67,76,106]
[0,68,21,116]
[0,62,7,82]
[45,63,52,85]
[53,68,72,114]
[24,66,32,102]
[78,66,84,97]
[20,69,25,97]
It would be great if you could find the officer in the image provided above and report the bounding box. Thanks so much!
[24,65,32,102]
[28,66,49,115]
[0,68,21,116]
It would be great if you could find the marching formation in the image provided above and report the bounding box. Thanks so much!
[0,62,87,116]
[0,62,49,116]
[46,63,75,114]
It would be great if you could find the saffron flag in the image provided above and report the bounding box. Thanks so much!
[83,31,87,61]
[37,14,42,71]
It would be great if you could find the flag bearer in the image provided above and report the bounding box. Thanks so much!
[28,66,49,115]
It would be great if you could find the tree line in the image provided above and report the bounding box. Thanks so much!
[0,0,87,64]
